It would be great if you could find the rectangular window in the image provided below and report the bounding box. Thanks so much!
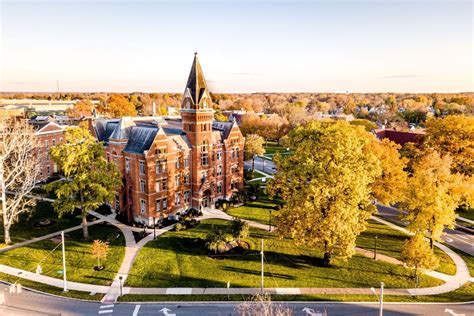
[59,137,63,143]
[217,152,222,161]
[175,158,180,169]
[52,139,56,146]
[175,174,180,187]
[175,192,181,205]
[45,140,49,149]
[53,163,58,173]
[47,165,50,176]
[161,178,167,190]
[155,179,160,192]
[184,157,189,168]
[201,153,208,166]
[184,190,190,203]
[156,159,167,174]
[139,161,146,175]
[140,199,146,214]
[201,171,207,182]
[163,198,168,209]
[156,199,161,211]
[140,179,146,193]
[217,165,222,176]
[217,182,223,194]
[125,158,130,173]
[184,174,190,185]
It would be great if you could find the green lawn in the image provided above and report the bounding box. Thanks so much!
[0,224,125,286]
[357,220,456,276]
[118,282,474,302]
[125,219,442,289]
[0,201,83,246]
[456,208,474,221]
[228,201,279,225]
[263,141,291,157]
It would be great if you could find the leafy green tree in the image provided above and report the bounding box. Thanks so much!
[231,218,250,241]
[402,233,439,278]
[401,151,468,248]
[268,121,382,266]
[46,127,121,239]
[214,112,228,122]
[244,134,265,171]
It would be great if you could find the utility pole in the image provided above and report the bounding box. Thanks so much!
[61,231,68,292]
[260,239,264,294]
[379,281,384,316]
[56,80,60,93]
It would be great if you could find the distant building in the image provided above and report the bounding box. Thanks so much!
[374,128,425,146]
[312,112,355,121]
[33,121,70,182]
[89,54,245,225]
[222,110,246,124]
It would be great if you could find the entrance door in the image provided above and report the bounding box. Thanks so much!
[202,190,211,208]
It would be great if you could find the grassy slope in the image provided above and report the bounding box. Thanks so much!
[0,224,125,286]
[125,219,442,289]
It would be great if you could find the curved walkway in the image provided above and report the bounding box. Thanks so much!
[0,207,471,301]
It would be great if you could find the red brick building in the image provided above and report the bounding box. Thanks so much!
[90,55,245,225]
[374,128,425,146]
[33,121,68,182]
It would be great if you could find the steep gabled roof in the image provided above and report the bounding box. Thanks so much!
[184,53,208,104]
[123,126,159,154]
[109,117,135,141]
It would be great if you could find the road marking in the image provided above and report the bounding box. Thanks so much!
[444,308,465,316]
[302,307,323,316]
[457,235,468,240]
[445,237,453,242]
[100,305,114,309]
[133,305,141,316]
[159,307,176,316]
[98,310,113,314]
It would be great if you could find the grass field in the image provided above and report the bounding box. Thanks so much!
[125,219,442,289]
[456,208,474,221]
[263,141,291,157]
[0,201,83,246]
[0,224,125,286]
[228,199,457,276]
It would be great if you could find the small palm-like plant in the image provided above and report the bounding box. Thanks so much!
[231,218,249,242]
[205,226,231,254]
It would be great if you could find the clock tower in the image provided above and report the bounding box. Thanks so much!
[181,53,215,208]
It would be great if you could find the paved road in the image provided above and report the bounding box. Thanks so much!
[1,284,472,316]
[377,205,474,256]
[244,156,277,175]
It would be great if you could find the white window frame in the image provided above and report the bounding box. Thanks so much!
[140,199,147,214]
[139,161,146,175]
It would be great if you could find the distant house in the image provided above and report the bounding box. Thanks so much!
[374,128,425,146]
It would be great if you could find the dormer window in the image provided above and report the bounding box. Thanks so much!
[202,100,208,108]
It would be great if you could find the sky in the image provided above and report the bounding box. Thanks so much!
[0,0,472,93]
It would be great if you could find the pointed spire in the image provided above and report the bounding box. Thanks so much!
[184,52,208,104]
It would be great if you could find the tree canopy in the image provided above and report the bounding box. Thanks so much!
[66,100,94,118]
[46,127,121,239]
[268,121,382,265]
[99,94,137,118]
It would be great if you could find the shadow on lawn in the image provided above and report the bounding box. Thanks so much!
[222,266,295,280]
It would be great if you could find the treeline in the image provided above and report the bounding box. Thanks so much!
[2,92,473,125]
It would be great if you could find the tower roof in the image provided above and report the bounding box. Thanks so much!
[184,53,208,104]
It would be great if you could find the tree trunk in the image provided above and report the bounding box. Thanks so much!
[429,237,434,249]
[82,214,89,240]
[323,251,332,267]
[3,224,11,245]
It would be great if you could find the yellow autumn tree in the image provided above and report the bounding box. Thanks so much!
[92,240,110,269]
[402,233,439,278]
[268,121,382,266]
[100,94,137,118]
[67,100,95,118]
[368,138,408,205]
[424,115,474,175]
[400,151,468,248]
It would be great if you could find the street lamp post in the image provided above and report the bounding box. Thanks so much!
[61,231,68,292]
[370,281,384,316]
[119,276,123,297]
[374,235,378,260]
[268,209,272,231]
[153,217,156,240]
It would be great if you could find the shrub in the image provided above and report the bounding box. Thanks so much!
[205,226,232,254]
[175,222,186,231]
[231,218,250,241]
